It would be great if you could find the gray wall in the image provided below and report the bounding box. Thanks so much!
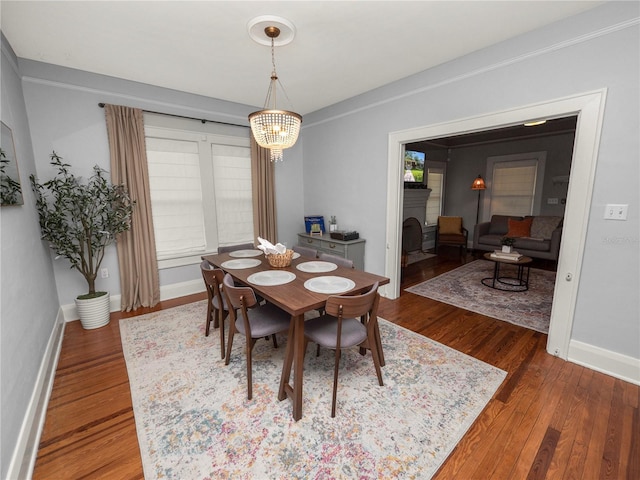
[19,60,260,307]
[0,36,60,479]
[444,132,574,229]
[1,3,638,475]
[287,3,639,359]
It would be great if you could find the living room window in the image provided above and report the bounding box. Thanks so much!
[144,115,253,268]
[425,163,445,225]
[486,152,546,217]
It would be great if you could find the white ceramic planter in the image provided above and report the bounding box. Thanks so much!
[502,245,513,253]
[75,292,111,329]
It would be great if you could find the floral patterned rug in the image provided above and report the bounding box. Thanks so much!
[406,259,556,333]
[120,301,506,479]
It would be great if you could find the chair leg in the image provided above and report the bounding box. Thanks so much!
[369,336,384,387]
[316,343,321,357]
[225,324,235,366]
[246,338,253,400]
[331,347,341,418]
[219,310,227,359]
[205,303,213,336]
[271,334,278,349]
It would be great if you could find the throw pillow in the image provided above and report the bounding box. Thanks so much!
[530,216,562,239]
[439,216,462,235]
[506,217,533,238]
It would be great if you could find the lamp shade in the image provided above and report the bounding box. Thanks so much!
[249,109,302,159]
[471,175,486,190]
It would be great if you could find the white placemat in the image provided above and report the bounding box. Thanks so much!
[220,258,262,269]
[304,276,356,294]
[247,270,297,286]
[228,249,263,258]
[296,261,338,273]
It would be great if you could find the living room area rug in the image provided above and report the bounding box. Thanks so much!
[405,259,556,333]
[120,300,506,479]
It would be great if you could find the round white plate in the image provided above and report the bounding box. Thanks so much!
[296,261,338,273]
[247,270,296,286]
[304,276,356,294]
[221,258,262,269]
[228,249,262,258]
[292,252,301,259]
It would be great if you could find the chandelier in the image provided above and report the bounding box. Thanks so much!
[248,25,302,162]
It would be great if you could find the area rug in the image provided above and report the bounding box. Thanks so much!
[120,300,506,479]
[406,250,437,265]
[405,259,556,333]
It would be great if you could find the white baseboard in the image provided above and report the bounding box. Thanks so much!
[568,339,640,385]
[61,279,206,322]
[6,311,66,480]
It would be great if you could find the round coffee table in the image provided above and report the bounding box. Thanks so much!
[482,252,533,292]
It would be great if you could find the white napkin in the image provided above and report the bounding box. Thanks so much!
[257,237,286,255]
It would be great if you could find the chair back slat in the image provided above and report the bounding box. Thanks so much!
[324,282,378,318]
[217,242,255,254]
[222,273,258,309]
[200,261,225,297]
[318,252,354,269]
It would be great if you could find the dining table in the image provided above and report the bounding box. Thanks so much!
[202,250,390,421]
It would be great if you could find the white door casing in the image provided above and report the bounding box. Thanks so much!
[384,89,607,360]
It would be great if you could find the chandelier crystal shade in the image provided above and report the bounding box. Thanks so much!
[249,26,302,162]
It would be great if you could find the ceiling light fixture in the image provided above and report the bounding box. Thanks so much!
[248,22,302,162]
[524,119,547,127]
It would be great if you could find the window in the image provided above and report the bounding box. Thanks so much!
[144,115,253,268]
[425,163,445,225]
[486,152,546,218]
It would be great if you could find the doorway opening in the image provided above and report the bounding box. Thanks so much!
[384,90,607,359]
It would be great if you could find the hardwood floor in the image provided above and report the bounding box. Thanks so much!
[33,252,639,479]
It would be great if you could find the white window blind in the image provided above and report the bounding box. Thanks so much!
[211,144,254,247]
[490,161,538,217]
[144,119,253,267]
[425,165,445,225]
[147,137,206,257]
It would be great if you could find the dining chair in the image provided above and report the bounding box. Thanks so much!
[318,252,354,269]
[222,273,291,400]
[304,282,384,417]
[217,242,255,253]
[200,261,228,359]
[292,244,318,258]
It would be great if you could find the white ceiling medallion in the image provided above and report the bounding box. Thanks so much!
[247,15,296,46]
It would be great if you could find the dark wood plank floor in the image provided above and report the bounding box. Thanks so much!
[33,251,639,479]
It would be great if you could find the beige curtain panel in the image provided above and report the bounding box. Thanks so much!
[104,104,160,311]
[251,137,278,243]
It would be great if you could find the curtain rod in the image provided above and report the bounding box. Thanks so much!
[98,103,248,128]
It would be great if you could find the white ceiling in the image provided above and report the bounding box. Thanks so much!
[2,1,604,116]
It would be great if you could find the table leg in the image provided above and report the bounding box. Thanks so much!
[277,314,305,421]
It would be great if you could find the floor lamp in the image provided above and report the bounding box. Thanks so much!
[471,175,486,224]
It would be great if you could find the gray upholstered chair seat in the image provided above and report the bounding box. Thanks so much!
[234,303,291,338]
[305,316,367,348]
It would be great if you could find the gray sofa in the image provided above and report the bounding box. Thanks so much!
[473,214,563,261]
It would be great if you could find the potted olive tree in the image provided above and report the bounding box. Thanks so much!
[30,152,133,329]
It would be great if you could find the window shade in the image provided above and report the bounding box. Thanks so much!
[146,137,206,257]
[490,162,537,217]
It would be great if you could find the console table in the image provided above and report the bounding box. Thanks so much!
[297,232,366,270]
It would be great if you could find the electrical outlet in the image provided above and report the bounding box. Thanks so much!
[101,268,109,278]
[547,197,559,205]
[604,204,628,220]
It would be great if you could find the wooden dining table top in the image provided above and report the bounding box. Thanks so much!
[202,252,390,316]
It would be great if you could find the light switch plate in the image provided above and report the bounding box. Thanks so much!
[604,204,628,220]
